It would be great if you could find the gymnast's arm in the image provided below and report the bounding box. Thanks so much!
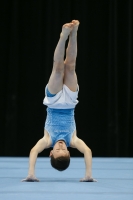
[22,134,50,182]
[70,135,97,182]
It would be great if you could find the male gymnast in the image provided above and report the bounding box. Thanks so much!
[22,20,96,182]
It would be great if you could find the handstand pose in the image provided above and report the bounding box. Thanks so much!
[22,20,96,182]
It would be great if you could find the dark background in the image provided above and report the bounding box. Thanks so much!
[0,0,133,157]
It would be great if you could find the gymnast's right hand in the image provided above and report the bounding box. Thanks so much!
[21,175,39,182]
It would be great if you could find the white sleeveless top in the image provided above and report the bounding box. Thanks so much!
[43,84,79,109]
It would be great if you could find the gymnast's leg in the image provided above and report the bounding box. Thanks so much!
[47,22,74,94]
[64,20,79,91]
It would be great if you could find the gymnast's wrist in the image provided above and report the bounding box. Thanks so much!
[28,170,35,176]
[27,174,35,178]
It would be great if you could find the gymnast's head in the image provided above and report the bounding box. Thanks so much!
[49,140,70,171]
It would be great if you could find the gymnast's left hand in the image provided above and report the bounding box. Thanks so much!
[80,177,97,182]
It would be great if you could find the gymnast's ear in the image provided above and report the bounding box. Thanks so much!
[49,150,53,157]
[67,151,70,156]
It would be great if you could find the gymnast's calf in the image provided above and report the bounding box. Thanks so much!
[22,20,96,182]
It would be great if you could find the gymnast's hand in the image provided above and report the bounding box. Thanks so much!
[21,175,39,182]
[80,177,97,182]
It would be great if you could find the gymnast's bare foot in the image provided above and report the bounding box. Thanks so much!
[61,23,74,39]
[71,20,80,33]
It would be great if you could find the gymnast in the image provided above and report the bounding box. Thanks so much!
[22,20,96,182]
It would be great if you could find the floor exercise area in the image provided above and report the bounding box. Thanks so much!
[0,157,133,200]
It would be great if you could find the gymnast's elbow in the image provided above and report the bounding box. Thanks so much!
[30,147,38,155]
[84,147,92,156]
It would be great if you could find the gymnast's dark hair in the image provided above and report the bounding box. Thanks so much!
[50,154,70,171]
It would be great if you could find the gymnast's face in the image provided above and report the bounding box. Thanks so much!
[49,140,70,158]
